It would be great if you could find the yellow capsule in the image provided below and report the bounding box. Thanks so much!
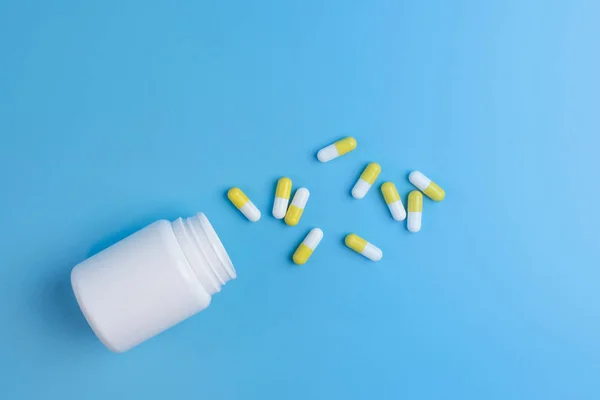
[351,162,381,199]
[381,182,406,221]
[227,188,248,208]
[273,177,292,219]
[227,188,261,222]
[317,137,357,162]
[292,228,323,265]
[345,233,367,252]
[345,233,382,261]
[409,171,445,201]
[361,163,381,184]
[408,190,423,212]
[407,190,423,232]
[334,137,357,156]
[284,188,310,226]
[275,177,292,198]
[381,182,400,204]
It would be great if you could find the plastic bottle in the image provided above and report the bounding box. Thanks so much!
[71,212,236,353]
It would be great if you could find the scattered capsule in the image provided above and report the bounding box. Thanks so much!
[409,171,445,201]
[381,182,406,221]
[352,162,381,199]
[407,190,423,232]
[317,137,357,163]
[285,188,310,226]
[272,177,292,219]
[345,233,383,261]
[227,188,261,222]
[292,228,323,265]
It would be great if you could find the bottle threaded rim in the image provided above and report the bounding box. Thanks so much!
[172,213,236,295]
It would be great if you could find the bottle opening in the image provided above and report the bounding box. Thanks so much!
[172,213,236,295]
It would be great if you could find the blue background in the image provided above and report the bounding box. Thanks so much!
[1,0,599,399]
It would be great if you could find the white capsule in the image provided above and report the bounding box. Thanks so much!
[409,171,431,190]
[303,228,323,248]
[272,198,287,219]
[351,180,368,199]
[362,242,383,261]
[407,212,422,232]
[389,201,407,221]
[317,146,338,163]
[290,188,309,208]
[240,203,261,222]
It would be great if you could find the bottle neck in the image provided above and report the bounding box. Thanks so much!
[171,213,236,295]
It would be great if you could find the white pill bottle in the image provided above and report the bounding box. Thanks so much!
[71,213,235,353]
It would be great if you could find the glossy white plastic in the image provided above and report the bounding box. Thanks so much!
[71,213,235,353]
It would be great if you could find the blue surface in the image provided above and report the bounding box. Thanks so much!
[1,1,599,399]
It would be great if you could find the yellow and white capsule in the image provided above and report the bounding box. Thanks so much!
[273,177,292,219]
[381,182,406,221]
[292,228,323,265]
[352,162,381,199]
[317,136,357,162]
[409,171,445,201]
[407,190,423,232]
[284,188,310,226]
[227,188,261,222]
[345,233,382,261]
